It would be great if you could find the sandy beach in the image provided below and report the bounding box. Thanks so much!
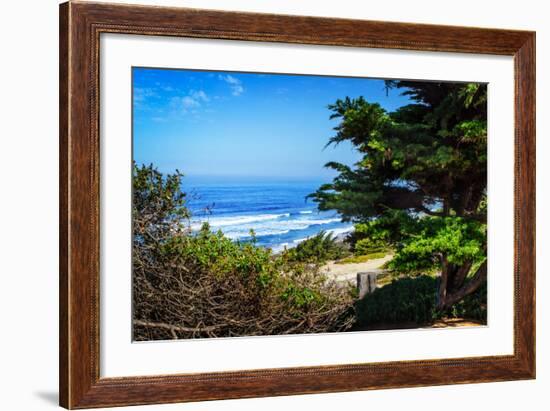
[321,254,393,283]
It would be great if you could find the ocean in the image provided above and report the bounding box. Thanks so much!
[183,176,353,251]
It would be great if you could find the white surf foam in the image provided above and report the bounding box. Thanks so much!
[191,213,289,230]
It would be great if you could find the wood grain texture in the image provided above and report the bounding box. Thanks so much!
[59,1,536,408]
[59,2,69,407]
[514,34,536,373]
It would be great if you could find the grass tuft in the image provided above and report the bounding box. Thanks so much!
[336,252,387,265]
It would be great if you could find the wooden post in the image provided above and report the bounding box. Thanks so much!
[357,272,377,299]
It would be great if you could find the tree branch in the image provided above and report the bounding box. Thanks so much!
[444,260,487,308]
[133,319,223,339]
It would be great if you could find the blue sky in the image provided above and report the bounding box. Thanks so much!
[133,67,411,180]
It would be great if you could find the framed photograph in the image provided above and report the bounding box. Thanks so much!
[59,1,535,408]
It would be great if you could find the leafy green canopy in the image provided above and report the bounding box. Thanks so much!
[309,81,488,274]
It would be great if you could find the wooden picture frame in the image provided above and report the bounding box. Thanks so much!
[59,1,535,408]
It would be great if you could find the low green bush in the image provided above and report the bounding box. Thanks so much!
[283,231,350,265]
[353,238,388,255]
[355,275,487,327]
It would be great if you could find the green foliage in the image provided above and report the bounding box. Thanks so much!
[282,231,350,265]
[335,252,387,265]
[281,283,322,309]
[354,239,385,255]
[133,162,189,230]
[309,81,488,308]
[350,210,412,254]
[132,166,355,340]
[356,276,436,325]
[310,81,487,222]
[388,216,487,274]
[350,209,486,276]
[448,281,487,321]
[355,275,487,327]
[161,224,279,287]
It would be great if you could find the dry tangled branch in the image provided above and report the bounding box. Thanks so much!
[131,164,355,341]
[133,232,355,340]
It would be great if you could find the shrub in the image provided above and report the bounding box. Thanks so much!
[283,231,350,265]
[354,275,487,327]
[354,238,388,255]
[348,218,397,255]
[132,164,355,340]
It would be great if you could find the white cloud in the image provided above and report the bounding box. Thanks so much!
[218,74,244,96]
[134,87,157,101]
[180,96,199,108]
[190,89,209,102]
[170,89,210,113]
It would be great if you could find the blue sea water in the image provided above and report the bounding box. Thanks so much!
[183,176,353,251]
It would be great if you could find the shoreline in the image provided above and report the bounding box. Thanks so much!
[270,226,354,253]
